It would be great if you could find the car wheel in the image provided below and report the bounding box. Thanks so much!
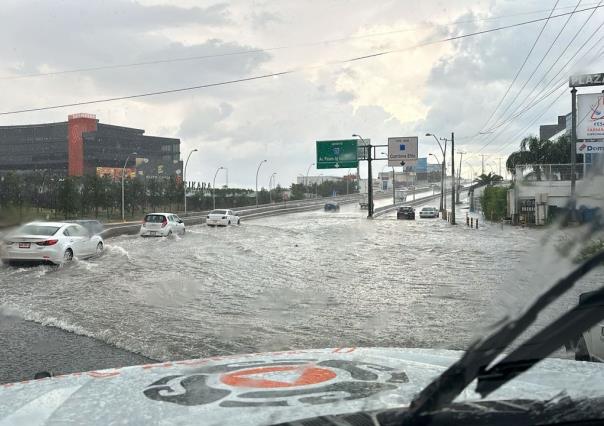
[237,219,241,225]
[228,220,231,225]
[63,249,73,262]
[575,336,592,361]
[95,242,103,256]
[167,230,172,237]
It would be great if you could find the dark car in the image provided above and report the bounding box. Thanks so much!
[397,206,415,220]
[65,219,104,235]
[324,202,340,212]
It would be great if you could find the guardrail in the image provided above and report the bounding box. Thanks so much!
[101,193,391,239]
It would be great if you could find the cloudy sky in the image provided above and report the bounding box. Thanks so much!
[1,0,603,187]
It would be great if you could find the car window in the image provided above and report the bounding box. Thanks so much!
[17,224,61,236]
[63,228,70,236]
[68,225,88,237]
[145,214,165,223]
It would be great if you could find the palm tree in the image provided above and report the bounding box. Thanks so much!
[473,172,503,187]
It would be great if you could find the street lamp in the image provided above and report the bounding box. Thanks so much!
[305,162,315,197]
[353,134,373,217]
[426,133,448,212]
[212,166,225,210]
[183,148,198,216]
[268,172,277,203]
[381,152,396,205]
[256,159,267,207]
[315,173,323,197]
[121,152,137,222]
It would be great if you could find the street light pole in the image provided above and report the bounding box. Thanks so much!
[456,151,466,204]
[268,172,277,203]
[212,166,224,210]
[426,133,447,213]
[183,149,198,216]
[353,134,372,218]
[450,132,455,225]
[305,162,314,198]
[121,152,137,222]
[256,159,267,207]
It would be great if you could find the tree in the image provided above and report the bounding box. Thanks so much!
[506,134,583,176]
[473,172,503,187]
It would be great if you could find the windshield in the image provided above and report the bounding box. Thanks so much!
[144,215,165,223]
[14,225,60,236]
[2,1,604,424]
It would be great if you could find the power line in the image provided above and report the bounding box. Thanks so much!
[482,0,603,135]
[0,3,602,82]
[2,5,603,116]
[478,0,560,133]
[471,11,604,155]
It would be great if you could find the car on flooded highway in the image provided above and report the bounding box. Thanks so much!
[324,202,340,212]
[0,221,104,265]
[140,213,185,237]
[396,206,415,220]
[419,206,439,218]
[206,209,240,226]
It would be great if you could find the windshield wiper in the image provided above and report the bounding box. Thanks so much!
[476,286,604,396]
[403,250,604,423]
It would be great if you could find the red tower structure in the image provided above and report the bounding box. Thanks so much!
[67,113,97,176]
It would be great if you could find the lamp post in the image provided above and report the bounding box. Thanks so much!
[456,151,466,204]
[268,172,277,203]
[305,162,315,198]
[256,159,267,207]
[121,152,137,222]
[183,148,198,216]
[353,134,373,217]
[381,152,396,205]
[212,166,225,210]
[315,173,323,197]
[426,133,448,213]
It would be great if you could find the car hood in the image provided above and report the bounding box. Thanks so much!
[1,347,602,426]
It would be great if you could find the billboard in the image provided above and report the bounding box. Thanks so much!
[415,157,428,173]
[577,141,604,153]
[577,93,604,140]
[96,167,136,180]
[388,137,418,166]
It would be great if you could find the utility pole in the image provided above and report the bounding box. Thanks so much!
[392,167,396,205]
[571,86,577,220]
[481,154,486,175]
[498,157,502,178]
[456,151,465,204]
[450,132,456,225]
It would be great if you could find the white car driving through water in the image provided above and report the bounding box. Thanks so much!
[1,221,104,265]
[419,206,439,218]
[140,213,185,237]
[206,209,240,226]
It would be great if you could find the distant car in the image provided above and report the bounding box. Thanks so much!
[397,206,415,220]
[324,202,340,212]
[140,213,185,237]
[206,209,240,227]
[419,206,439,218]
[1,221,104,265]
[67,219,104,235]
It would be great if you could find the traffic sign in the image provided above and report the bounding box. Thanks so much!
[388,137,418,166]
[316,139,358,169]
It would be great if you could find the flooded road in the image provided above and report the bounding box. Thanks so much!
[1,195,601,383]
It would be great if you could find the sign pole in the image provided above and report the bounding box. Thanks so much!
[367,144,374,218]
[450,132,456,225]
[571,86,577,220]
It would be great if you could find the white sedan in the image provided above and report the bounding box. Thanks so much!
[419,206,439,218]
[206,209,240,226]
[140,213,185,237]
[1,221,104,265]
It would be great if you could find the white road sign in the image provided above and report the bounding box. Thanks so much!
[388,137,418,166]
[577,93,604,140]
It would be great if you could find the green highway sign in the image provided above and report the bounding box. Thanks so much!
[316,139,358,169]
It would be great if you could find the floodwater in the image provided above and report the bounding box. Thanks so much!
[1,193,601,383]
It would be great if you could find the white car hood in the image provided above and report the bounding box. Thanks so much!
[0,347,602,426]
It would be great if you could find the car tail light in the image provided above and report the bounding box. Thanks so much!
[161,218,168,228]
[36,239,58,246]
